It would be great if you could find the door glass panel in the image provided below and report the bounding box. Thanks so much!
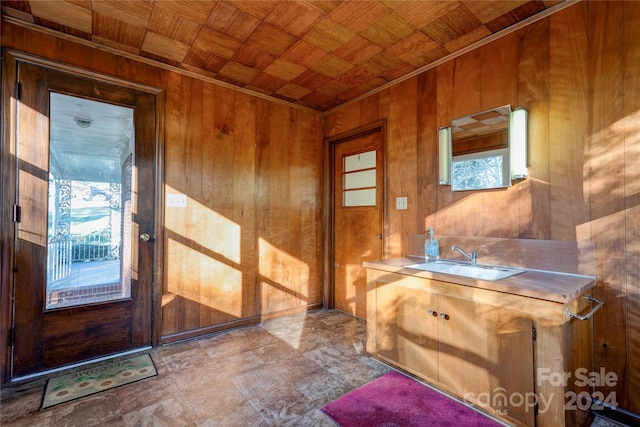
[344,169,376,190]
[343,150,377,207]
[344,150,376,172]
[46,93,134,309]
[344,189,376,207]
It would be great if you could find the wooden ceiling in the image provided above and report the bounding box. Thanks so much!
[2,1,565,111]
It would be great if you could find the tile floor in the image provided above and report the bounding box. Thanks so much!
[2,310,385,426]
[0,309,627,427]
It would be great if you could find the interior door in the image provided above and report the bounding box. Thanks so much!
[332,127,384,319]
[9,60,156,379]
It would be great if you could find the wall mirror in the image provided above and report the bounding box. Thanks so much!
[451,104,510,191]
[439,104,527,191]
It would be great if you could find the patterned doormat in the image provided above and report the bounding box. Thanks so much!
[42,354,157,409]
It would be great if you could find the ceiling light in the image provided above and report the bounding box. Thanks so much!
[74,116,92,128]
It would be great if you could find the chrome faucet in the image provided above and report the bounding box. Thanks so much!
[451,245,480,265]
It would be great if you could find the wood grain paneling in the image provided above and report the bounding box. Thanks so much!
[255,102,324,317]
[387,78,417,257]
[587,0,628,408]
[1,21,324,359]
[549,4,590,242]
[624,0,640,414]
[429,34,521,239]
[160,79,323,339]
[416,69,438,234]
[2,3,640,417]
[326,0,640,416]
[517,18,550,239]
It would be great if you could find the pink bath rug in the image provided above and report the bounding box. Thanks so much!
[321,370,502,426]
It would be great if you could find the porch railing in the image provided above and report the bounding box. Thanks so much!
[48,230,118,283]
[71,230,116,262]
[47,234,72,283]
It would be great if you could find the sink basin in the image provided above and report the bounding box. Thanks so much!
[403,260,524,281]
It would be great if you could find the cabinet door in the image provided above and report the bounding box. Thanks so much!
[375,276,439,379]
[438,296,535,426]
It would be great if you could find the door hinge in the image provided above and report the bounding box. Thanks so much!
[13,204,21,223]
[8,327,15,347]
[532,326,537,342]
[15,82,21,100]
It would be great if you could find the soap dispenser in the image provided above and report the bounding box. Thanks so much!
[425,226,440,261]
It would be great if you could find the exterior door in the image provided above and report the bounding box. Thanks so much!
[7,59,157,379]
[332,125,385,319]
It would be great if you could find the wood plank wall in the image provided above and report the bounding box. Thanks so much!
[2,1,639,415]
[162,80,324,340]
[325,1,640,414]
[1,21,324,348]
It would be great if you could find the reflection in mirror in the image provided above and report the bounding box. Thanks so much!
[451,149,509,191]
[449,105,511,191]
[451,105,511,155]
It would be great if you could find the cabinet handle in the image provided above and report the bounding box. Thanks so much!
[428,309,438,317]
[439,312,449,320]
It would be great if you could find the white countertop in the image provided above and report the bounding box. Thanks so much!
[364,256,596,303]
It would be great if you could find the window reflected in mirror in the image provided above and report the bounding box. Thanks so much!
[451,148,509,191]
[449,105,511,191]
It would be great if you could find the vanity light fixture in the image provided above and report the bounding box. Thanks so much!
[509,108,528,180]
[438,126,452,185]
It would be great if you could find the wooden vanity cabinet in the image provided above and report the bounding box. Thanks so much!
[366,268,594,427]
[373,273,439,379]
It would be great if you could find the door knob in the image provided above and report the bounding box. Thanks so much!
[139,233,152,242]
[376,233,383,240]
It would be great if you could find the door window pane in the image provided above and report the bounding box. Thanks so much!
[343,150,377,207]
[344,169,376,190]
[46,93,134,309]
[344,189,376,206]
[344,150,376,172]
